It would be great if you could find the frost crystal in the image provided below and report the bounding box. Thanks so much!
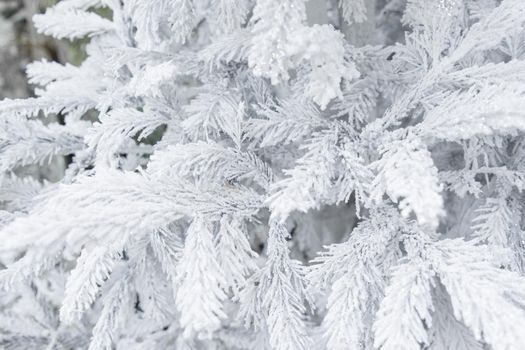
[1,0,525,349]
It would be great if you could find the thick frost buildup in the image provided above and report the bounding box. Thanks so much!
[1,0,525,349]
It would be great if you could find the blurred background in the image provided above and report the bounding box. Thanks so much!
[0,0,85,100]
[0,0,102,183]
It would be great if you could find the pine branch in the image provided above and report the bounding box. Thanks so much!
[33,8,116,40]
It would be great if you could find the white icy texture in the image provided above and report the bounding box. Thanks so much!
[1,0,525,349]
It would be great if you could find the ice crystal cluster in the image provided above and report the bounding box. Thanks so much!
[2,0,525,349]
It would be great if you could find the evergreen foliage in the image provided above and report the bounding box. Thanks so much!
[2,0,525,349]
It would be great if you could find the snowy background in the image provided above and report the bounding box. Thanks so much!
[1,0,525,349]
